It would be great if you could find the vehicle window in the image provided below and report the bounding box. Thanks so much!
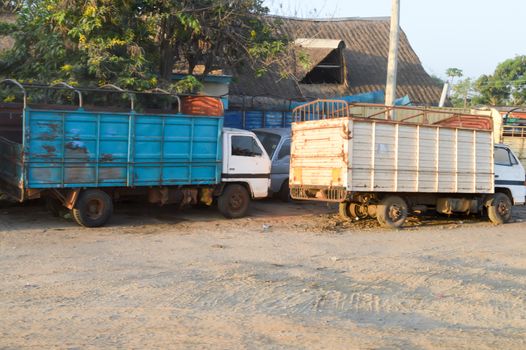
[510,152,519,165]
[494,147,511,166]
[254,131,281,158]
[231,136,263,157]
[278,139,290,160]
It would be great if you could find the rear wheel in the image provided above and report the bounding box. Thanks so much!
[72,189,113,227]
[487,193,512,224]
[218,184,250,219]
[339,202,356,219]
[377,196,408,229]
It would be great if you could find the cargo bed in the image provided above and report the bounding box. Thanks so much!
[290,102,494,201]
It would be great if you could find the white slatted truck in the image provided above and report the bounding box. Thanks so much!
[289,101,526,228]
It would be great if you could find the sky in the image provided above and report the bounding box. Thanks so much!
[264,0,526,80]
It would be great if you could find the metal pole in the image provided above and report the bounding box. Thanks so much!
[385,0,400,116]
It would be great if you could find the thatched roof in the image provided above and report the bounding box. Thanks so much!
[228,16,443,106]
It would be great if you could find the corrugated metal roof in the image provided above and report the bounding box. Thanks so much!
[229,16,443,106]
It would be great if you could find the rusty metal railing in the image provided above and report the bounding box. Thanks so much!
[292,100,494,130]
[502,125,526,138]
[292,99,350,122]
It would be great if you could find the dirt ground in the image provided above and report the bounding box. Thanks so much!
[1,199,526,349]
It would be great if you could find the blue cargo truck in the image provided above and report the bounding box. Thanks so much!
[0,80,271,227]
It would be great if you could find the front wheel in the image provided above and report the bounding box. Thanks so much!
[487,193,512,224]
[72,189,113,227]
[376,196,408,229]
[218,184,250,219]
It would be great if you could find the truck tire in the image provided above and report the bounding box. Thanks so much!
[377,196,408,229]
[218,184,250,219]
[487,193,512,224]
[72,189,113,227]
[339,202,355,219]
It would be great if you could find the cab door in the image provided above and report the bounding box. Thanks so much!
[494,146,526,204]
[223,132,271,198]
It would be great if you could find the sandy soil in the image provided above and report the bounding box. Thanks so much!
[1,199,526,349]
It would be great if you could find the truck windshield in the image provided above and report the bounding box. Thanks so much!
[254,131,281,158]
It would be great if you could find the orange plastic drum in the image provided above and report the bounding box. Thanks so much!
[181,96,224,116]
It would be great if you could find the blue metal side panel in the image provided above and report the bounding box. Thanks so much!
[284,112,293,128]
[245,111,264,130]
[264,111,284,128]
[24,108,222,188]
[224,110,243,129]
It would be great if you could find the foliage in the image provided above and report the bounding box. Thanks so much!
[445,67,463,84]
[0,0,24,13]
[473,55,526,106]
[0,21,16,34]
[449,78,474,108]
[0,0,290,93]
[170,75,203,94]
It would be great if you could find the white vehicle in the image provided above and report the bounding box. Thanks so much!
[219,128,271,217]
[289,101,526,228]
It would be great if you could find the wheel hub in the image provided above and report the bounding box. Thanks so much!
[389,205,403,221]
[497,200,510,216]
[86,199,103,219]
[229,193,242,210]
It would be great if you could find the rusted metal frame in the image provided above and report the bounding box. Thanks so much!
[100,84,135,112]
[0,79,27,109]
[339,114,493,133]
[65,188,80,209]
[356,105,393,120]
[399,111,426,123]
[147,88,181,114]
[351,102,489,119]
[50,82,83,109]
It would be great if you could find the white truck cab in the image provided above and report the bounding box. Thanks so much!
[216,128,271,218]
[494,145,526,205]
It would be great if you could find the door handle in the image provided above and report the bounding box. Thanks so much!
[495,175,499,178]
[229,168,235,171]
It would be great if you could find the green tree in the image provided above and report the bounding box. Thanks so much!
[0,0,288,92]
[473,55,526,106]
[0,0,24,13]
[446,67,463,84]
[450,78,474,108]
